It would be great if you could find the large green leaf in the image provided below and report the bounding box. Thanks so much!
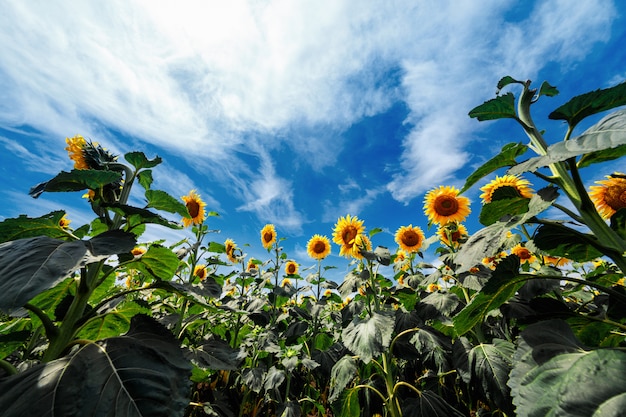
[454,256,525,336]
[0,211,69,242]
[409,326,452,372]
[29,169,122,198]
[124,151,162,170]
[122,245,179,281]
[549,81,626,128]
[184,335,245,370]
[509,319,626,417]
[106,204,182,229]
[341,310,395,364]
[0,315,192,417]
[76,301,150,340]
[469,339,515,413]
[0,231,136,314]
[401,391,465,417]
[510,109,626,175]
[468,92,517,121]
[145,189,189,217]
[460,142,528,194]
[479,197,530,226]
[533,222,604,262]
[329,355,358,402]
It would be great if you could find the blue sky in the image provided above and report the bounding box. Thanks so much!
[1,0,625,279]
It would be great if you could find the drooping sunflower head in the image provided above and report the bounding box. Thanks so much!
[260,224,277,249]
[225,238,238,263]
[181,190,207,227]
[307,234,331,260]
[423,186,470,225]
[65,135,90,170]
[479,174,533,204]
[589,173,626,219]
[395,225,425,253]
[285,260,299,275]
[332,214,366,257]
[194,264,208,281]
[247,258,259,274]
[65,135,117,170]
[511,244,536,264]
[437,222,468,247]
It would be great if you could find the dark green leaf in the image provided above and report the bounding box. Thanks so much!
[510,109,626,175]
[420,291,460,317]
[124,151,162,170]
[0,328,30,360]
[341,310,395,364]
[137,169,154,190]
[479,197,530,226]
[549,81,626,128]
[29,170,122,198]
[460,142,528,194]
[534,223,604,262]
[468,92,516,121]
[402,391,465,417]
[454,256,524,336]
[469,339,515,413]
[509,319,626,417]
[409,327,452,372]
[0,232,134,314]
[610,208,626,240]
[0,211,68,242]
[538,81,559,98]
[329,355,358,402]
[0,315,192,417]
[76,301,149,340]
[184,336,245,370]
[105,204,182,229]
[123,245,179,281]
[145,190,189,217]
[578,143,626,168]
[497,76,524,91]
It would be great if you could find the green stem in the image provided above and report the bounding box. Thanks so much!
[0,359,17,376]
[23,303,58,341]
[381,352,402,417]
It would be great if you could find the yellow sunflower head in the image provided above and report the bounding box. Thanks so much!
[224,238,238,263]
[351,234,372,260]
[194,264,208,280]
[479,174,533,204]
[511,244,536,264]
[423,186,471,225]
[65,135,90,170]
[58,214,71,229]
[437,222,468,247]
[285,260,299,275]
[246,258,259,274]
[332,214,366,257]
[426,283,441,293]
[260,224,277,249]
[131,246,146,257]
[395,225,425,253]
[589,173,626,219]
[542,255,570,267]
[307,234,331,260]
[281,278,292,287]
[181,190,207,227]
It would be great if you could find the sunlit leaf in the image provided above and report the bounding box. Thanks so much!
[341,310,394,364]
[76,301,150,340]
[145,189,189,217]
[29,169,122,198]
[137,169,154,190]
[509,319,626,417]
[329,355,358,402]
[538,81,559,98]
[0,315,192,417]
[124,151,162,170]
[510,109,626,175]
[460,142,528,194]
[549,81,626,128]
[0,211,69,242]
[122,245,179,281]
[479,197,530,226]
[468,92,517,121]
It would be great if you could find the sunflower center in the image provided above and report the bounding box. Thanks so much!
[186,200,200,218]
[434,195,459,216]
[287,264,296,274]
[517,249,532,259]
[342,226,358,247]
[313,241,327,254]
[401,230,421,247]
[605,184,626,211]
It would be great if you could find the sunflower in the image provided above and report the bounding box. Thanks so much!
[246,258,259,274]
[285,260,299,275]
[426,283,441,293]
[131,246,146,257]
[589,173,626,219]
[423,186,470,225]
[307,234,331,260]
[181,190,207,227]
[395,225,425,253]
[261,224,277,249]
[58,214,71,229]
[332,215,366,257]
[351,234,372,260]
[194,264,208,281]
[511,244,537,264]
[437,222,468,247]
[394,249,410,272]
[542,255,570,267]
[65,135,90,170]
[225,238,238,263]
[281,278,292,287]
[479,174,533,204]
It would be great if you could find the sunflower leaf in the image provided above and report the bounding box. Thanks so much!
[0,211,69,243]
[479,197,530,226]
[533,222,604,262]
[469,339,515,414]
[121,245,179,281]
[137,169,154,190]
[496,76,524,92]
[460,142,528,194]
[124,151,163,170]
[105,203,182,229]
[29,170,122,198]
[145,189,189,217]
[538,81,559,98]
[509,109,626,175]
[468,92,517,121]
[341,310,395,364]
[548,81,626,128]
[329,355,358,402]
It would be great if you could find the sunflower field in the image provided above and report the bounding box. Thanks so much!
[1,77,626,417]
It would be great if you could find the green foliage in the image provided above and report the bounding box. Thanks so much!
[460,142,528,194]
